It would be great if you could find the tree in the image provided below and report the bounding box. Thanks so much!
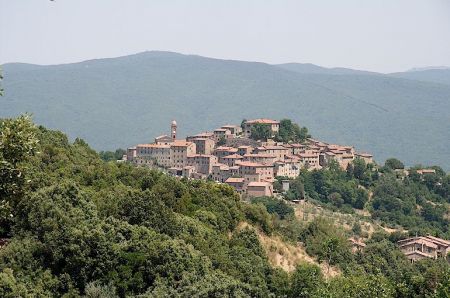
[250,123,271,140]
[99,148,126,162]
[385,158,404,170]
[290,263,323,298]
[251,196,294,220]
[0,115,38,236]
[275,119,310,143]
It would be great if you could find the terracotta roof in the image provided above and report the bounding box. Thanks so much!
[223,154,244,159]
[225,177,245,183]
[171,140,194,146]
[247,181,272,187]
[264,145,288,150]
[417,169,436,174]
[356,152,373,157]
[212,163,230,170]
[237,161,273,167]
[221,125,240,128]
[425,235,450,246]
[215,146,235,151]
[245,118,280,124]
[238,145,252,149]
[214,128,227,132]
[244,154,276,158]
[191,132,214,137]
[191,138,212,142]
[137,144,170,148]
[188,154,216,159]
[399,238,438,249]
[298,153,319,158]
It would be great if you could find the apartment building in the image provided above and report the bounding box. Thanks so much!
[243,153,277,165]
[187,154,218,174]
[170,141,196,169]
[221,154,244,166]
[264,145,290,161]
[237,161,274,183]
[191,138,215,155]
[214,146,239,162]
[247,182,274,197]
[135,144,171,167]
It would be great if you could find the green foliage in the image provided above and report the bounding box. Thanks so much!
[290,263,323,298]
[285,177,305,200]
[0,115,38,236]
[298,162,371,211]
[300,218,352,267]
[250,123,272,141]
[98,149,125,162]
[322,273,395,298]
[275,118,310,143]
[251,196,294,220]
[385,158,405,170]
[0,116,449,297]
[371,173,449,235]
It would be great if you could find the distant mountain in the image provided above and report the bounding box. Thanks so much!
[407,66,449,72]
[389,68,450,86]
[1,51,450,169]
[276,63,378,76]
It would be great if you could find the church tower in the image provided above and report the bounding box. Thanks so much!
[171,120,177,140]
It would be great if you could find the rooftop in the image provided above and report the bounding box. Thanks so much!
[137,144,170,148]
[225,177,245,183]
[171,141,193,147]
[247,181,272,187]
[223,154,244,159]
[236,161,273,167]
[245,118,280,125]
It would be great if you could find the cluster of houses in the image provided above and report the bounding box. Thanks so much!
[398,236,450,262]
[347,235,450,262]
[126,118,373,197]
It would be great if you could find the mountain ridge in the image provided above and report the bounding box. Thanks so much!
[1,51,449,169]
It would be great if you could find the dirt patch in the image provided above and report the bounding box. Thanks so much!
[236,221,340,278]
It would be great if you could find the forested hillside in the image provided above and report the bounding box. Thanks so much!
[0,115,449,297]
[2,52,450,169]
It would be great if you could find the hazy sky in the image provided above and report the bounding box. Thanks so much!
[1,0,450,72]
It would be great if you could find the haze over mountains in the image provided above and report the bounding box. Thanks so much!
[1,51,449,169]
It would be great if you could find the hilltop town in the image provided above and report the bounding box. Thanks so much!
[126,118,373,197]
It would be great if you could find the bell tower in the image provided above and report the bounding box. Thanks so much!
[171,120,177,140]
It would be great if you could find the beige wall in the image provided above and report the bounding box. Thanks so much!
[170,143,196,168]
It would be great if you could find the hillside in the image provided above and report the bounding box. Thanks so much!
[1,115,449,297]
[1,51,450,169]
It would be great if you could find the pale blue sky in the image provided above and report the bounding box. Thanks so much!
[1,0,449,72]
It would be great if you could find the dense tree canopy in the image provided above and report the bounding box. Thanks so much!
[275,119,310,143]
[0,115,449,297]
